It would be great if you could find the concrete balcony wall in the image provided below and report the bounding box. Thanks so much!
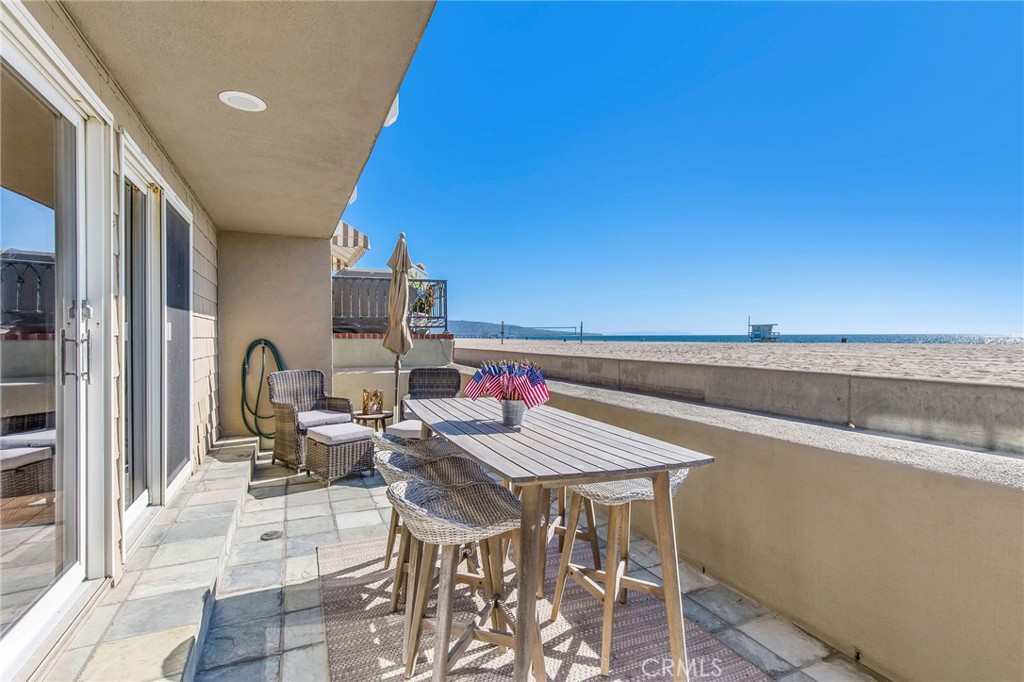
[451,366,1024,682]
[0,339,51,379]
[332,333,454,369]
[454,347,1024,453]
[217,232,332,436]
[332,333,455,413]
[0,340,53,418]
[333,368,412,415]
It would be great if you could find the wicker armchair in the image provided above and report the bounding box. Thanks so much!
[400,367,463,419]
[268,369,353,469]
[387,368,464,440]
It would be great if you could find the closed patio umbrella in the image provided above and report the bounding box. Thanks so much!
[382,232,413,422]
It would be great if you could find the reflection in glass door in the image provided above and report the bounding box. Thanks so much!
[123,180,147,512]
[0,65,81,636]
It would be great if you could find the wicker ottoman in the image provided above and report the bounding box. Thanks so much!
[305,423,375,484]
[1,447,54,497]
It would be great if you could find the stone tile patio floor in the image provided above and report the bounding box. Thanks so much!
[41,446,888,681]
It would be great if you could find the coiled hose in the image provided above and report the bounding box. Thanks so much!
[241,338,285,440]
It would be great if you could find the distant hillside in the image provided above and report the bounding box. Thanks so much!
[450,320,602,339]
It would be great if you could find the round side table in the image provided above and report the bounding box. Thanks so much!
[353,411,393,432]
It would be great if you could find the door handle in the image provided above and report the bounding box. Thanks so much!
[60,329,77,385]
[79,300,94,384]
[81,328,92,384]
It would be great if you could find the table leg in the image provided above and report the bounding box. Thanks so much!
[420,421,433,439]
[514,485,547,682]
[652,471,689,682]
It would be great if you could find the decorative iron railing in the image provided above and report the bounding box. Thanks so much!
[1,254,55,334]
[332,275,448,334]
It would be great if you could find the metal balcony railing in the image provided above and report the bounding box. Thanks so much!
[1,253,56,334]
[332,275,448,334]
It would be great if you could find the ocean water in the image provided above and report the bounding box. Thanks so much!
[507,334,1023,344]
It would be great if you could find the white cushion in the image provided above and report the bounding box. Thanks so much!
[0,446,51,472]
[297,410,351,430]
[385,419,424,440]
[307,423,374,446]
[0,428,56,450]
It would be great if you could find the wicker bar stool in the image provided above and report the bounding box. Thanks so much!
[373,432,489,569]
[374,432,473,572]
[550,470,690,676]
[375,448,495,612]
[374,430,485,561]
[373,432,468,460]
[387,480,545,681]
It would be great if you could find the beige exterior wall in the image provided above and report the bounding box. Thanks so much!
[217,232,332,437]
[452,366,1024,682]
[191,218,220,462]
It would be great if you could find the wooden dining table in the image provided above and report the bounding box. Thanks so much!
[406,397,714,682]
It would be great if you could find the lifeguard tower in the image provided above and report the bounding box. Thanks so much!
[748,318,780,342]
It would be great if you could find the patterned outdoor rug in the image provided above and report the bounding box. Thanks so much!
[318,536,768,681]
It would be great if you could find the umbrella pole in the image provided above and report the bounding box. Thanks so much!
[394,354,401,425]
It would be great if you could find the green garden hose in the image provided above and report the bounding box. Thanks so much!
[241,338,286,439]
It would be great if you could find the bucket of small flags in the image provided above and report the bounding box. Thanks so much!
[464,360,550,409]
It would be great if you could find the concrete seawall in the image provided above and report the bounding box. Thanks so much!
[448,366,1024,682]
[454,346,1024,453]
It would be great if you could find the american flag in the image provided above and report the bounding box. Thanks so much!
[482,364,507,400]
[464,369,487,400]
[511,365,531,402]
[465,361,549,407]
[520,366,550,408]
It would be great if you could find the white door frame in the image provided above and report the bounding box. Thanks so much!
[118,163,156,535]
[0,1,114,678]
[119,132,194,508]
[161,191,195,502]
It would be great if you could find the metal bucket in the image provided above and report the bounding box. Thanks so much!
[501,399,526,428]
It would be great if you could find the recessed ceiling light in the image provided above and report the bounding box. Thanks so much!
[218,90,267,112]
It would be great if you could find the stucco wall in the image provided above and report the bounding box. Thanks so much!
[332,334,456,413]
[0,341,54,419]
[22,2,221,468]
[217,231,332,437]
[332,334,455,369]
[333,369,413,415]
[452,366,1024,682]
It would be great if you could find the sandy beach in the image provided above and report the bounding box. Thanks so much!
[457,339,1024,386]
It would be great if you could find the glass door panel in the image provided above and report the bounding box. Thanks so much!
[123,180,147,509]
[0,65,80,637]
[164,203,190,482]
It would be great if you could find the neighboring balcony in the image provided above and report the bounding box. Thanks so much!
[331,271,453,415]
[332,272,448,334]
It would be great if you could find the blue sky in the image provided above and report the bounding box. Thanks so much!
[1,189,55,253]
[344,2,1023,335]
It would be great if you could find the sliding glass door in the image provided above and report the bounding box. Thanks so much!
[0,63,82,637]
[123,179,148,515]
[164,203,191,484]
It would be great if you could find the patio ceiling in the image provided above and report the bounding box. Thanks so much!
[60,0,434,238]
